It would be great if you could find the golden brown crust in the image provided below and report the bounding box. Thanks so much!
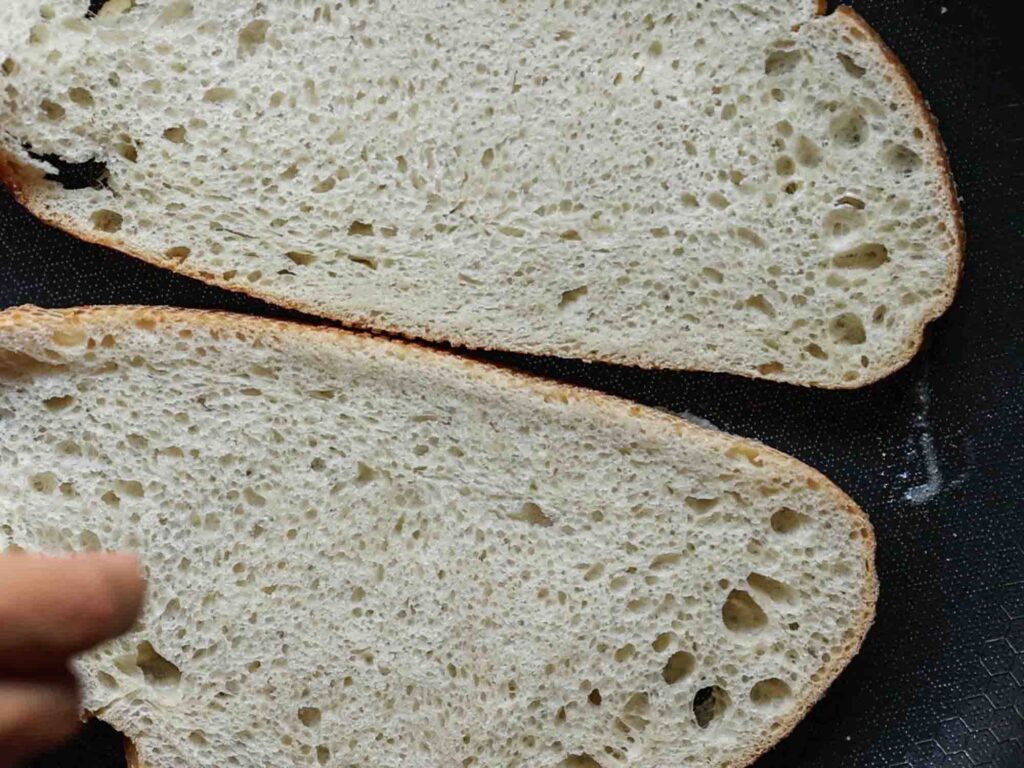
[2,304,876,768]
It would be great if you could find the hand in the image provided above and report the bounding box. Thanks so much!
[0,553,145,768]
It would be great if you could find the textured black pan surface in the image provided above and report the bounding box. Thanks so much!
[2,1,1022,766]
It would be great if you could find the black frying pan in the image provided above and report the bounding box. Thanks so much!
[3,1,1022,766]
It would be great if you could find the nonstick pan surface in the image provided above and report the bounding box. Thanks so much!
[2,1,1022,766]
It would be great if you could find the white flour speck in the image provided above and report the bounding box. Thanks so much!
[905,377,943,504]
[681,412,718,431]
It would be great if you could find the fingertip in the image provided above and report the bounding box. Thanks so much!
[93,553,146,634]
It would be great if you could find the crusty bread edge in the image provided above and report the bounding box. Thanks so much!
[1,304,876,768]
[833,5,966,329]
[0,3,962,389]
[123,733,141,768]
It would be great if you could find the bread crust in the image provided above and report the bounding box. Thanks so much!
[0,304,876,768]
[0,2,963,389]
[123,734,141,768]
[832,4,966,346]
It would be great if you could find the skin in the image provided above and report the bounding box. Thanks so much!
[0,552,145,768]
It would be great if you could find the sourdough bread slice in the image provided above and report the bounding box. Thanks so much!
[0,306,875,768]
[0,2,960,387]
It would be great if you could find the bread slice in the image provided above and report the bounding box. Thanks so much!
[0,305,875,768]
[0,2,960,387]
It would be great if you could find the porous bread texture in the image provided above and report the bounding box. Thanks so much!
[0,1,960,387]
[0,306,876,768]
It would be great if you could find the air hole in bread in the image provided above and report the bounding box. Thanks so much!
[28,472,58,494]
[757,362,784,375]
[735,227,765,248]
[39,99,65,121]
[805,343,828,360]
[823,207,865,238]
[509,502,551,527]
[354,462,378,484]
[693,686,730,728]
[794,135,822,168]
[588,688,602,705]
[744,294,775,318]
[187,730,207,746]
[203,87,236,103]
[43,394,75,411]
[29,24,49,45]
[613,644,635,663]
[583,563,604,581]
[77,529,102,550]
[135,641,182,688]
[56,439,81,456]
[115,480,144,498]
[68,87,94,107]
[764,49,801,76]
[707,192,729,209]
[158,1,193,25]
[649,552,682,570]
[559,755,603,768]
[90,209,123,233]
[163,126,187,143]
[836,53,866,78]
[86,0,132,18]
[726,445,762,467]
[164,246,190,263]
[622,691,650,730]
[297,706,321,727]
[750,678,793,706]
[1,58,16,76]
[312,177,336,194]
[238,19,271,51]
[558,286,589,310]
[316,745,330,765]
[662,651,695,685]
[347,255,377,270]
[722,590,768,632]
[828,313,866,345]
[96,671,117,688]
[829,110,869,148]
[747,572,797,603]
[771,507,810,533]
[774,156,795,176]
[652,632,676,653]
[243,487,267,506]
[700,267,723,284]
[883,143,922,173]
[112,136,138,162]
[832,243,889,269]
